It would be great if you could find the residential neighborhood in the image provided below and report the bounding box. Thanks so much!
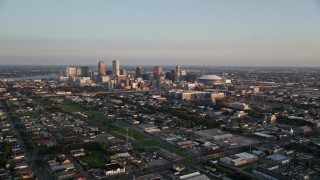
[0,64,320,180]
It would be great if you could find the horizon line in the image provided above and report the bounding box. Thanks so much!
[0,64,320,68]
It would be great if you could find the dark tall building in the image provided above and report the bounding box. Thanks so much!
[106,70,113,76]
[81,66,90,77]
[174,65,181,82]
[186,74,197,83]
[135,66,143,78]
[165,72,174,81]
[112,59,120,76]
[153,66,163,80]
[98,60,106,76]
[142,73,150,81]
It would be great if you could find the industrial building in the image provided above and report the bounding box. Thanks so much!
[220,152,258,166]
[266,154,290,165]
[232,102,250,110]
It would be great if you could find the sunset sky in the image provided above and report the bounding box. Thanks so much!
[0,0,320,66]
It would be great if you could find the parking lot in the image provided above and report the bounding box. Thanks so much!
[194,128,260,148]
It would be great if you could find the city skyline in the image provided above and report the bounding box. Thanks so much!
[0,0,320,66]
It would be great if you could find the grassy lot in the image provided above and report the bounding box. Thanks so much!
[58,101,107,124]
[110,126,187,157]
[15,111,40,117]
[79,150,106,168]
[86,111,108,124]
[37,145,64,155]
[59,100,88,113]
[113,126,149,141]
[7,102,19,111]
[58,100,187,157]
[135,139,187,157]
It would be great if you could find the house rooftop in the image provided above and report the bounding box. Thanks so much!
[103,163,124,171]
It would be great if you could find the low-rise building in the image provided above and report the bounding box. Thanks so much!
[141,124,161,133]
[179,172,209,180]
[298,126,312,134]
[232,102,249,110]
[220,152,258,166]
[102,163,125,176]
[177,141,199,149]
[70,148,85,157]
[267,154,290,165]
[213,134,233,141]
[173,164,186,172]
[37,139,55,147]
[203,149,225,159]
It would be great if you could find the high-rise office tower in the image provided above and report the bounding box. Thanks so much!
[174,65,181,82]
[65,67,77,77]
[81,66,90,77]
[112,59,120,76]
[176,65,181,74]
[76,68,82,76]
[153,66,163,80]
[135,66,143,78]
[98,60,106,76]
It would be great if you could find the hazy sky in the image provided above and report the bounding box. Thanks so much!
[0,0,320,66]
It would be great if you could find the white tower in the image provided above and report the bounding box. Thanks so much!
[112,59,120,76]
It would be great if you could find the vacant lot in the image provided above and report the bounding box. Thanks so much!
[79,150,106,168]
[135,139,187,157]
[59,100,187,157]
[59,100,88,113]
[15,110,39,117]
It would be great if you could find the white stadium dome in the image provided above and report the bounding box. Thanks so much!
[198,75,224,85]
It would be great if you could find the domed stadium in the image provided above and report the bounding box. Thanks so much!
[198,75,224,85]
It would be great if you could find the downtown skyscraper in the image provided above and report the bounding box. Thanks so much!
[175,65,181,82]
[98,60,106,76]
[81,66,90,77]
[112,59,120,76]
[153,66,163,80]
[135,66,143,78]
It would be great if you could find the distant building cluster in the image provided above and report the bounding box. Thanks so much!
[59,60,232,96]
